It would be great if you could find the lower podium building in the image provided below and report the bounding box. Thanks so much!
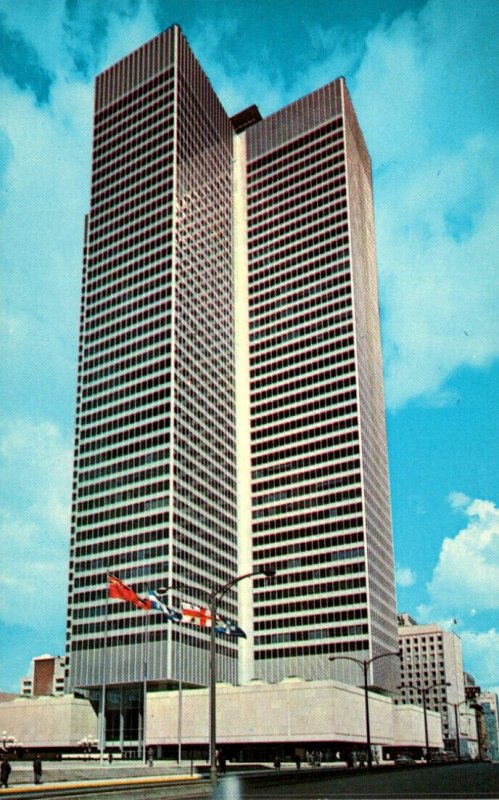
[0,679,442,761]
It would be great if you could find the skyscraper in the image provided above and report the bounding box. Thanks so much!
[238,79,398,692]
[65,27,241,711]
[65,23,398,724]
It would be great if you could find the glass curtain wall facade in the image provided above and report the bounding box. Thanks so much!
[242,80,398,692]
[65,25,239,696]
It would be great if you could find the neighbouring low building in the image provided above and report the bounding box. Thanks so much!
[20,655,66,697]
[396,614,467,751]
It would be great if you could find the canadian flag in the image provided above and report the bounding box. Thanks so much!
[182,603,214,627]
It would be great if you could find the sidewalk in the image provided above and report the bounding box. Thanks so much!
[0,761,204,794]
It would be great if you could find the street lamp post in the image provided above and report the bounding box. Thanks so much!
[329,651,400,769]
[209,567,275,789]
[398,681,451,762]
[448,699,473,762]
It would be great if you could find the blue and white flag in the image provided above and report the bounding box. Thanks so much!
[147,590,182,623]
[215,617,247,638]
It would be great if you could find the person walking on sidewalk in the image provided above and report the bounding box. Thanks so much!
[1,757,11,788]
[33,754,43,784]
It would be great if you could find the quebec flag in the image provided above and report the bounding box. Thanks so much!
[215,617,247,638]
[147,590,182,623]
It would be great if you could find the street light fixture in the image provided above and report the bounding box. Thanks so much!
[329,651,400,769]
[1,732,16,753]
[448,699,474,762]
[398,681,451,762]
[209,567,276,788]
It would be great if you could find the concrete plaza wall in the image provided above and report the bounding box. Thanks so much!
[0,694,98,749]
[147,677,443,749]
[0,677,443,751]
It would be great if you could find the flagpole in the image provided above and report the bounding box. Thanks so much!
[177,591,183,766]
[143,609,149,765]
[100,572,110,766]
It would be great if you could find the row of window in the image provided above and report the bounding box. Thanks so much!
[253,591,367,617]
[79,418,169,459]
[74,528,168,558]
[253,488,362,521]
[93,107,174,182]
[253,530,364,562]
[77,496,169,526]
[80,350,171,413]
[254,608,367,632]
[248,162,345,216]
[251,362,356,410]
[248,126,344,190]
[254,639,369,659]
[94,69,174,136]
[250,290,351,348]
[74,511,169,540]
[90,165,173,216]
[249,189,347,245]
[70,629,235,656]
[249,257,350,316]
[247,117,343,174]
[251,350,354,397]
[80,389,169,429]
[81,355,170,401]
[250,310,353,357]
[78,445,165,476]
[252,426,360,466]
[255,576,366,604]
[82,342,170,390]
[248,150,345,230]
[74,543,168,574]
[77,478,169,512]
[255,623,368,646]
[88,211,172,274]
[251,281,352,340]
[253,470,360,506]
[92,119,174,195]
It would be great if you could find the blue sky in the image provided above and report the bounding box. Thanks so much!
[0,0,498,694]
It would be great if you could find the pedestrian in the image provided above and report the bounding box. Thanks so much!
[1,757,12,788]
[294,753,301,770]
[273,755,281,771]
[218,750,226,774]
[33,754,43,784]
[108,751,113,764]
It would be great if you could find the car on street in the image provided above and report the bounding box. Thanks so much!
[394,754,417,765]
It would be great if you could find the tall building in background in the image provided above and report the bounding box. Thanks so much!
[65,23,398,729]
[397,614,466,746]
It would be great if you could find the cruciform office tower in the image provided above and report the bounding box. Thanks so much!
[65,25,398,725]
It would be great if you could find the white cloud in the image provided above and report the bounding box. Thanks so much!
[420,496,499,617]
[460,629,499,693]
[0,419,72,629]
[351,0,499,408]
[395,565,416,587]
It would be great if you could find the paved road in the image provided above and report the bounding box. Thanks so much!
[223,763,498,800]
[1,762,496,800]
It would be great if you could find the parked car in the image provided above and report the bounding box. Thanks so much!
[394,754,416,765]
